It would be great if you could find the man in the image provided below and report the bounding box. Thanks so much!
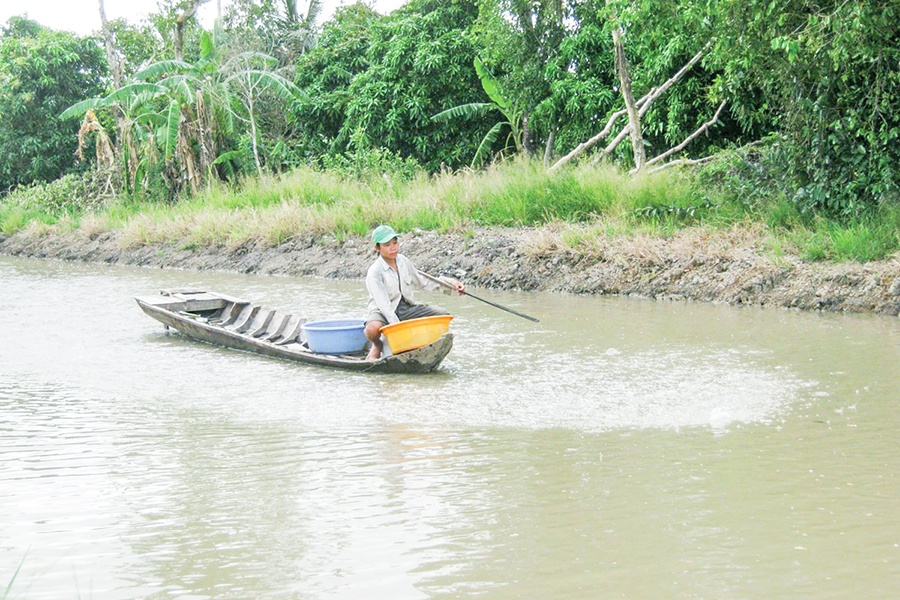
[364,225,464,360]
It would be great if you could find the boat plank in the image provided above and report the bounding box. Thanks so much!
[262,314,292,342]
[248,309,276,338]
[274,316,306,345]
[230,305,260,333]
[218,301,249,326]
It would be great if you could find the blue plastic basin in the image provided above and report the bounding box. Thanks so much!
[301,319,367,354]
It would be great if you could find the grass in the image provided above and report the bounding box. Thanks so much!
[1,157,897,263]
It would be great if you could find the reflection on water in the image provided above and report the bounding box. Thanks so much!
[1,256,898,598]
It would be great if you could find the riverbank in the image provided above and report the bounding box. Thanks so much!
[2,225,898,316]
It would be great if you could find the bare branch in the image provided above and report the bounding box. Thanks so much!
[543,127,556,167]
[635,100,728,174]
[637,44,708,120]
[645,155,717,175]
[548,108,627,172]
[614,27,645,171]
[550,43,708,173]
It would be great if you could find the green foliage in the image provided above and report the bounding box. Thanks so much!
[715,0,900,216]
[222,0,323,63]
[633,199,718,223]
[0,18,106,193]
[793,215,900,262]
[431,57,524,166]
[441,159,625,226]
[318,128,424,183]
[470,0,570,153]
[697,137,797,216]
[1,170,118,218]
[3,0,898,235]
[301,0,483,171]
[62,29,302,198]
[107,18,164,77]
[291,4,380,160]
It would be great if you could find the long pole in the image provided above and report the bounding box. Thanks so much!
[418,271,540,323]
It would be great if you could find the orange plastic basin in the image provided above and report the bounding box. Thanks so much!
[380,315,453,354]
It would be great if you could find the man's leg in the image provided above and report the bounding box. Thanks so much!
[364,319,385,360]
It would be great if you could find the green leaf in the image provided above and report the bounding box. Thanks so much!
[472,121,504,167]
[431,102,497,122]
[212,149,244,165]
[199,31,214,60]
[134,60,193,81]
[474,57,510,111]
[162,100,180,164]
[105,83,166,105]
[59,96,104,119]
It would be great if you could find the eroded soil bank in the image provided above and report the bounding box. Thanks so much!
[2,226,899,316]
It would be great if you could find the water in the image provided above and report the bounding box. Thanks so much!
[1,256,898,598]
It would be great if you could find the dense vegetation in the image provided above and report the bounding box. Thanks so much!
[0,0,897,261]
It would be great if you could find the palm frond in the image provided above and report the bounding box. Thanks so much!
[105,83,166,105]
[304,0,323,26]
[157,75,195,106]
[162,100,180,163]
[134,60,194,81]
[431,102,496,122]
[472,121,505,168]
[474,57,510,111]
[60,97,106,120]
[133,111,165,127]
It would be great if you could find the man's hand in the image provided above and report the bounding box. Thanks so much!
[441,277,465,296]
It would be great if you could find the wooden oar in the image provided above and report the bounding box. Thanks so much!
[418,270,540,323]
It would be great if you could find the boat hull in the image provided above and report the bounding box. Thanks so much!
[135,291,453,374]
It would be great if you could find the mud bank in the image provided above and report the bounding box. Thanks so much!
[2,227,899,316]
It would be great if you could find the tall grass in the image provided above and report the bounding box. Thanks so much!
[2,157,897,262]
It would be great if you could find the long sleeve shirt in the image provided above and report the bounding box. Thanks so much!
[365,254,443,324]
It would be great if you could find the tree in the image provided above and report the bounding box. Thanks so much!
[291,3,381,159]
[431,57,524,167]
[714,0,900,214]
[337,0,488,170]
[222,0,323,63]
[63,30,301,196]
[470,0,571,155]
[0,18,107,194]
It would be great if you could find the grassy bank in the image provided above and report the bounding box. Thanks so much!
[1,157,898,263]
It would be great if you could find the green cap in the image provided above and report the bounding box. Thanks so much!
[371,224,399,244]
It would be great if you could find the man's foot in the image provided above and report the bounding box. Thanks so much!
[366,347,381,361]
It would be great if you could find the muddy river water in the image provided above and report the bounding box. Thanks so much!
[1,255,898,598]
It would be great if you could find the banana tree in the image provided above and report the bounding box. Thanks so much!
[220,51,305,176]
[431,57,524,167]
[62,30,301,196]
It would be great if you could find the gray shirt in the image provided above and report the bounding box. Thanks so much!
[365,254,442,324]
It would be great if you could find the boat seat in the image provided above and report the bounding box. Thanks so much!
[227,305,260,333]
[261,313,293,342]
[274,315,307,345]
[216,301,250,326]
[246,309,276,338]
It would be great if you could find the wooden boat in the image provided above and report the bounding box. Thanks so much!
[135,290,453,374]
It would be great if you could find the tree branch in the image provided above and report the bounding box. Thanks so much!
[645,155,717,175]
[550,43,708,173]
[635,100,728,174]
[548,108,627,172]
[175,0,210,60]
[613,27,645,171]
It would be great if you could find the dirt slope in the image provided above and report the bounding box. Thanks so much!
[2,226,898,316]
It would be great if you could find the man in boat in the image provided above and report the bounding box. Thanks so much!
[364,224,464,360]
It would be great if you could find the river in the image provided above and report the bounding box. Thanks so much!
[1,255,898,599]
